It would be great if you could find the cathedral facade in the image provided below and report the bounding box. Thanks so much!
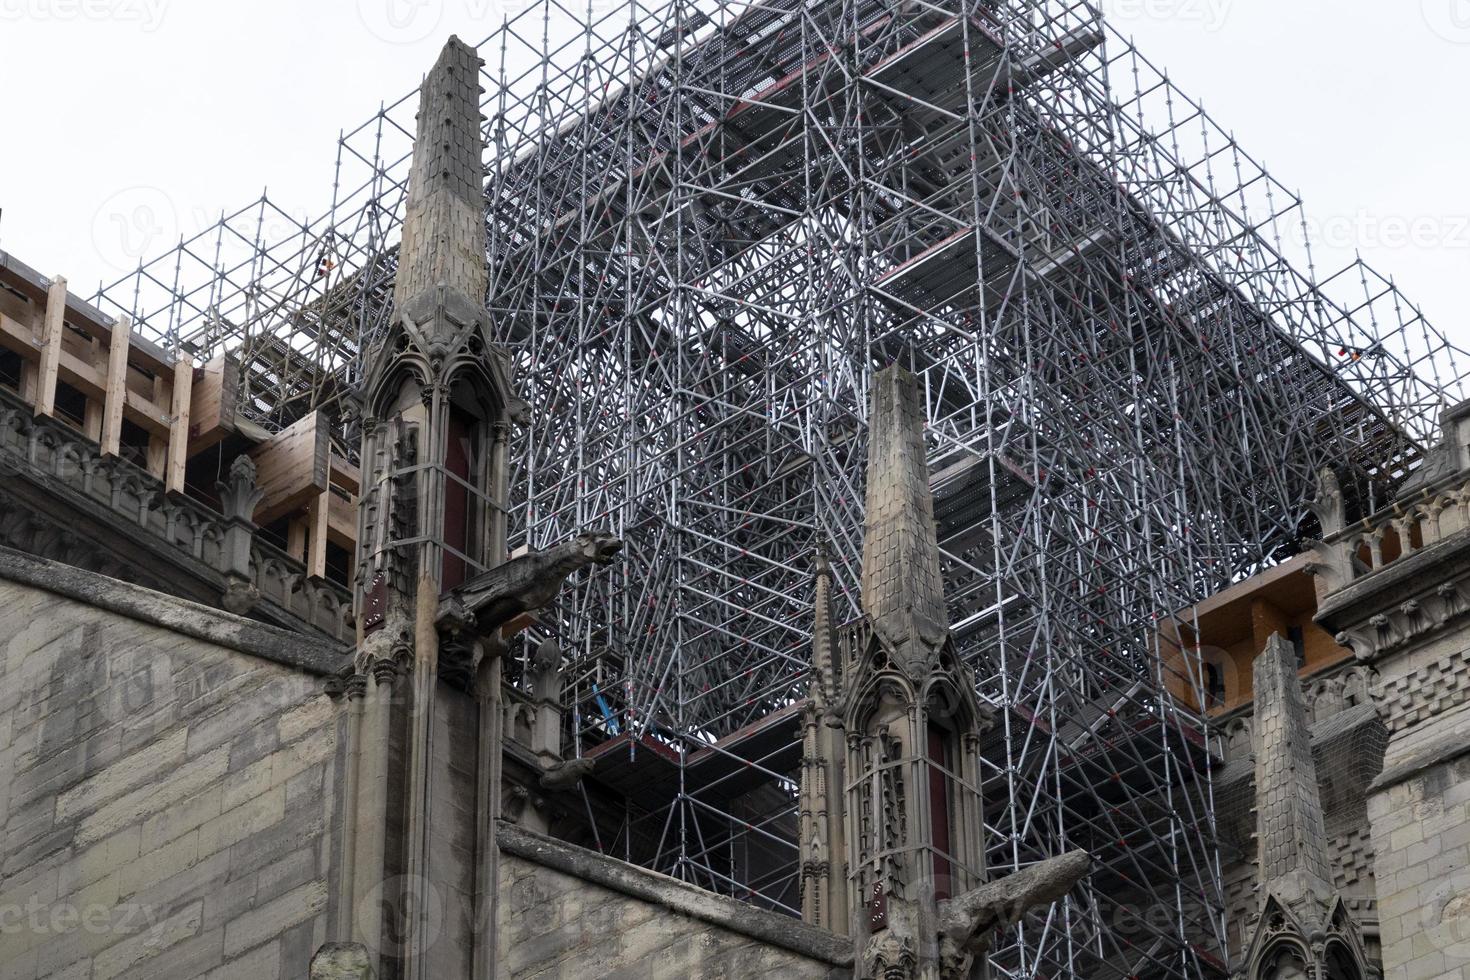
[0,35,1468,980]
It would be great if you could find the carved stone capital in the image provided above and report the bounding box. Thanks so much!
[369,657,402,686]
[343,674,370,701]
[861,931,917,980]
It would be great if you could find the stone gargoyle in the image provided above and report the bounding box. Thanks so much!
[437,530,623,635]
[539,756,595,791]
[937,849,1092,978]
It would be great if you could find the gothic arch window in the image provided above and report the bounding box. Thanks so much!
[926,717,954,900]
[1324,943,1364,980]
[924,679,969,901]
[441,377,501,591]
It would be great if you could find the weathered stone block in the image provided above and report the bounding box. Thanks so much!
[222,879,326,958]
[309,942,375,980]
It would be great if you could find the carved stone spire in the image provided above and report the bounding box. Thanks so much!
[1240,633,1372,980]
[860,364,947,674]
[1253,631,1334,909]
[811,548,840,714]
[394,35,487,309]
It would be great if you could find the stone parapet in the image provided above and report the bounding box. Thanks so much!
[496,821,854,972]
[0,387,352,641]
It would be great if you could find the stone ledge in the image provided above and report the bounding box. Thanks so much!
[1368,719,1470,794]
[0,545,348,674]
[496,821,853,967]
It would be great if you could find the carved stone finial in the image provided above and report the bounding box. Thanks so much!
[1308,466,1345,536]
[218,454,264,524]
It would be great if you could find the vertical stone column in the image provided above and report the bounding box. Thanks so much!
[217,454,265,613]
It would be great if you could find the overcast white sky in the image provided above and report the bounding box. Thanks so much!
[0,0,1466,354]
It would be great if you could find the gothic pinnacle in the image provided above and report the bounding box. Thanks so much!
[859,364,948,675]
[394,35,489,309]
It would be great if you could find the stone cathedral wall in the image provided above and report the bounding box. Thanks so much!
[1364,626,1470,980]
[495,823,853,979]
[0,552,344,980]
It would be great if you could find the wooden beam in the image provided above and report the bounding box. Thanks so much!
[329,456,361,495]
[145,374,168,478]
[165,355,193,493]
[306,489,329,579]
[287,519,308,562]
[248,410,330,526]
[188,355,239,453]
[100,315,131,456]
[326,486,356,551]
[33,275,66,419]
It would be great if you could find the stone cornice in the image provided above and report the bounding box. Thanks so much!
[0,545,348,674]
[1369,718,1470,793]
[496,821,854,967]
[1315,527,1470,662]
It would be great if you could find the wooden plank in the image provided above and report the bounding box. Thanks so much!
[165,355,193,493]
[287,519,308,561]
[329,455,360,495]
[83,402,102,441]
[248,411,329,525]
[306,489,329,579]
[1,308,170,439]
[188,355,239,453]
[100,315,131,456]
[326,486,356,550]
[145,374,168,478]
[0,250,173,375]
[33,275,66,419]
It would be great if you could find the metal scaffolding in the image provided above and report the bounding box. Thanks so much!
[91,1,1466,976]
